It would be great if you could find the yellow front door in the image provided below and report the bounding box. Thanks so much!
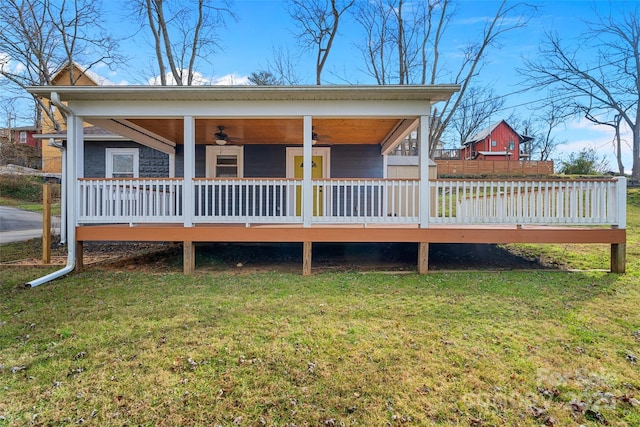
[295,155,323,216]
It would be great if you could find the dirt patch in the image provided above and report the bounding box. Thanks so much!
[76,241,551,274]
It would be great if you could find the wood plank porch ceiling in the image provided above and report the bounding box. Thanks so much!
[127,118,401,145]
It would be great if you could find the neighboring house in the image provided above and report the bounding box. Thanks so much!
[0,126,39,148]
[461,120,533,161]
[40,62,105,173]
[25,85,627,284]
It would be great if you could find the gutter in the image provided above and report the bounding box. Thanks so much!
[28,92,76,287]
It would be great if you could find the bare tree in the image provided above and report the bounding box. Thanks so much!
[579,107,628,175]
[508,99,568,162]
[267,46,303,85]
[354,0,534,154]
[521,5,640,179]
[288,0,355,85]
[450,86,504,145]
[0,0,122,130]
[353,0,444,85]
[130,0,235,85]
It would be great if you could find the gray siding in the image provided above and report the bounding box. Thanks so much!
[84,141,170,178]
[244,145,286,177]
[174,144,382,178]
[331,145,382,178]
[175,145,206,178]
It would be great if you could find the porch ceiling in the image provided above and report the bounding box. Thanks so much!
[127,117,402,145]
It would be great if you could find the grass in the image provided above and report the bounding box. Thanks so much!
[0,190,639,426]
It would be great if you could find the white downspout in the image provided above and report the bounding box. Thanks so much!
[28,92,77,287]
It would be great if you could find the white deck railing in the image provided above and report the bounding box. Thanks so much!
[431,179,623,225]
[193,179,300,223]
[77,178,625,228]
[313,179,419,223]
[78,179,183,223]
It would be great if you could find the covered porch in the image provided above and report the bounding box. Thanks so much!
[28,85,627,277]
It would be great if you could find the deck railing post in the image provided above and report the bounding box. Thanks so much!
[615,176,627,229]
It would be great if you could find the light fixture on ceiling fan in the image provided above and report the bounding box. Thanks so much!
[214,126,228,145]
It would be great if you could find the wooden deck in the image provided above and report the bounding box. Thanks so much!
[75,223,626,275]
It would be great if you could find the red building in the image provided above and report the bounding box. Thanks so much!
[0,126,40,149]
[461,120,532,161]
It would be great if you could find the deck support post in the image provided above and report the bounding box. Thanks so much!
[418,242,429,274]
[611,243,626,274]
[303,241,312,276]
[75,241,84,273]
[184,241,195,274]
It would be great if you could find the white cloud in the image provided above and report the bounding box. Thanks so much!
[212,73,250,85]
[147,70,250,86]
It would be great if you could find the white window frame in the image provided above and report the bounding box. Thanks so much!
[106,148,139,178]
[19,131,27,144]
[206,146,244,178]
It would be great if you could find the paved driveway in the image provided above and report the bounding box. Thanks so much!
[0,206,60,244]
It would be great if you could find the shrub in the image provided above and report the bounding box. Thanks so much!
[0,174,43,202]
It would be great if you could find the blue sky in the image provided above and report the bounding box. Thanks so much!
[92,0,634,172]
[5,0,633,172]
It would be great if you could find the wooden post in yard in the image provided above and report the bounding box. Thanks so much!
[76,241,84,273]
[42,183,51,264]
[611,243,626,274]
[303,242,312,276]
[183,241,195,274]
[418,242,429,274]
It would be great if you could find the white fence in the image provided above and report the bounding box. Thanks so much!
[77,178,625,227]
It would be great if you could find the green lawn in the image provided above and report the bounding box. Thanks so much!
[1,190,639,426]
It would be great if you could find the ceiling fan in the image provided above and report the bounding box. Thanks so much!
[214,126,241,145]
[311,126,331,145]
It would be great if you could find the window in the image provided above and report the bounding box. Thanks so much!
[508,140,515,151]
[19,132,27,144]
[106,148,139,178]
[206,146,243,178]
[491,140,497,147]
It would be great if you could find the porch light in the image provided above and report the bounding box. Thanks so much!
[215,138,227,145]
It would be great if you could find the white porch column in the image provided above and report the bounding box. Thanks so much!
[58,139,67,244]
[183,116,195,227]
[303,115,313,227]
[418,114,430,228]
[66,113,83,260]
